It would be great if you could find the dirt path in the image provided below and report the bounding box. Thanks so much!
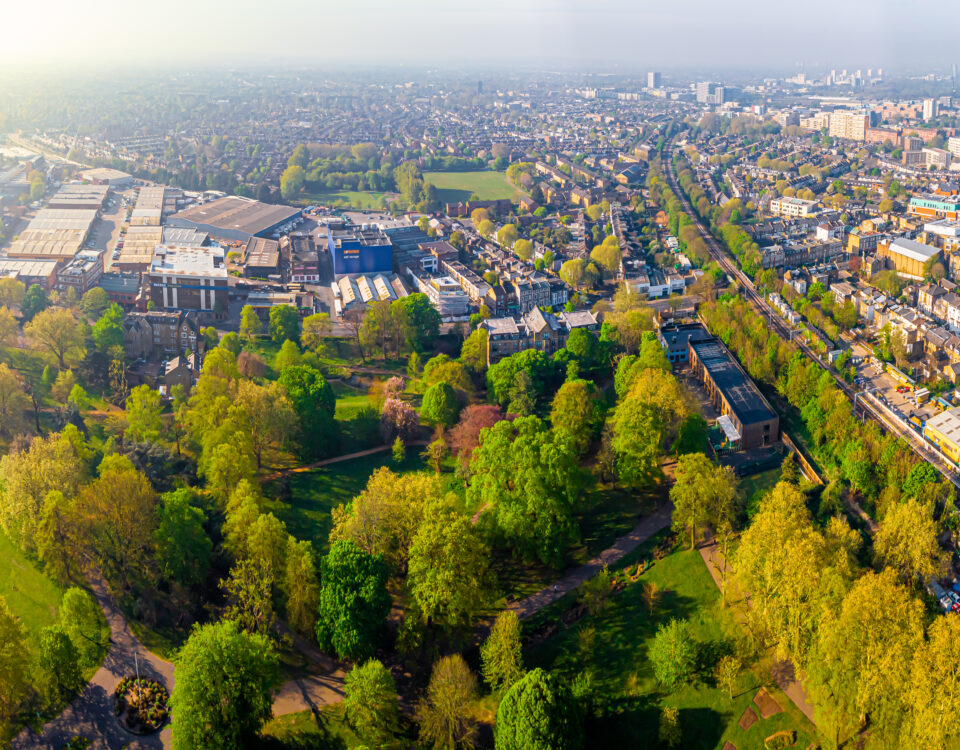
[698,539,819,728]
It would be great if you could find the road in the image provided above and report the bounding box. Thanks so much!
[661,138,960,489]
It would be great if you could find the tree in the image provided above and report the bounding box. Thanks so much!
[418,654,479,750]
[481,610,524,694]
[716,655,742,699]
[380,397,419,445]
[421,381,461,428]
[392,436,406,464]
[0,278,26,309]
[273,339,301,371]
[330,468,439,571]
[91,303,123,353]
[514,238,534,260]
[448,404,503,473]
[0,306,18,349]
[239,305,261,341]
[590,238,621,277]
[25,307,84,368]
[497,223,519,248]
[343,659,400,746]
[55,588,103,673]
[38,625,83,704]
[316,540,391,661]
[423,353,473,393]
[75,457,157,595]
[670,452,737,549]
[300,312,331,354]
[237,351,267,379]
[277,365,337,460]
[235,380,295,469]
[21,283,48,321]
[280,165,306,200]
[393,293,441,352]
[282,538,320,637]
[495,668,583,750]
[221,557,276,637]
[658,707,682,748]
[0,363,29,439]
[288,144,310,168]
[0,596,30,729]
[407,500,493,632]
[170,620,280,750]
[873,498,948,584]
[155,489,211,588]
[124,384,163,442]
[80,287,110,317]
[550,379,603,455]
[460,328,489,373]
[269,304,300,344]
[559,258,586,289]
[467,416,582,567]
[650,618,697,688]
[903,614,960,748]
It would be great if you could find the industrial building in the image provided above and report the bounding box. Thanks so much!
[148,245,229,313]
[688,336,780,450]
[7,208,98,261]
[0,259,59,288]
[55,251,103,295]
[327,225,393,276]
[878,237,941,280]
[243,237,281,278]
[924,407,960,464]
[79,167,133,188]
[47,183,109,210]
[658,322,713,364]
[168,196,301,241]
[130,186,180,226]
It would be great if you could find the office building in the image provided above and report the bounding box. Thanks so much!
[769,196,818,218]
[647,71,662,89]
[909,194,960,221]
[696,81,724,105]
[55,251,103,295]
[688,336,780,450]
[148,245,229,313]
[829,111,870,141]
[923,98,939,121]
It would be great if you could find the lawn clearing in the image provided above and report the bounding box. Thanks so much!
[0,530,62,646]
[296,191,393,209]
[423,170,523,203]
[256,706,366,749]
[528,545,819,749]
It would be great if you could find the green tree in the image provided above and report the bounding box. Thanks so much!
[873,498,948,584]
[467,416,582,567]
[91,303,124,353]
[669,452,737,549]
[495,668,583,750]
[658,706,682,748]
[343,659,400,746]
[221,558,276,637]
[649,618,697,688]
[460,327,489,373]
[280,165,306,200]
[80,287,110,317]
[273,339,302,371]
[393,293,441,352]
[38,625,83,704]
[277,365,337,460]
[497,223,519,248]
[514,238,534,260]
[550,379,603,455]
[421,381,461,428]
[481,610,524,693]
[903,614,960,747]
[268,304,300,344]
[418,654,479,750]
[407,500,493,632]
[316,540,391,661]
[124,384,163,442]
[282,537,320,637]
[155,489,211,588]
[0,595,30,729]
[25,307,84,368]
[300,312,332,354]
[21,283,48,321]
[59,587,103,668]
[239,305,261,341]
[170,620,280,750]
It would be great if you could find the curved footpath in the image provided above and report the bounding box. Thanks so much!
[14,501,674,748]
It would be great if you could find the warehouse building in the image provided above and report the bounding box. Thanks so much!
[924,407,960,464]
[327,224,393,276]
[0,259,59,288]
[168,196,301,242]
[7,208,98,261]
[79,167,133,188]
[243,237,281,278]
[878,237,941,280]
[688,336,780,450]
[47,183,109,210]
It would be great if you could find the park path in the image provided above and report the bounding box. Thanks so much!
[697,539,819,727]
[259,441,428,482]
[11,572,174,750]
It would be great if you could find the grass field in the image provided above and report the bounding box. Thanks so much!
[297,191,393,209]
[0,530,63,645]
[262,450,428,550]
[257,706,366,748]
[528,546,818,749]
[423,170,522,203]
[739,468,784,519]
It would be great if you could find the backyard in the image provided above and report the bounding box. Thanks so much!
[527,543,818,749]
[422,170,523,204]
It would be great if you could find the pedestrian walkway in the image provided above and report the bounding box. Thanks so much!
[259,441,428,482]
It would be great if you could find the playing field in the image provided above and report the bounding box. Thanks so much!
[422,170,522,203]
[297,191,392,209]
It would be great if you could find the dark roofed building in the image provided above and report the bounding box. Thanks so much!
[688,336,779,450]
[243,236,281,278]
[168,196,301,241]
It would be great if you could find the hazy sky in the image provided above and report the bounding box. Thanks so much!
[1,0,955,72]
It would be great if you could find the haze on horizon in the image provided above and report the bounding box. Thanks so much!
[0,0,955,74]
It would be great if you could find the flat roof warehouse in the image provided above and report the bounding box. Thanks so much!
[169,196,301,240]
[689,339,777,425]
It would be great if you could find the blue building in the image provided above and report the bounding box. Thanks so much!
[328,225,393,276]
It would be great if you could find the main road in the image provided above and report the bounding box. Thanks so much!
[661,137,960,488]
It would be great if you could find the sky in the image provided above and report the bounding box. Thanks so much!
[0,0,955,73]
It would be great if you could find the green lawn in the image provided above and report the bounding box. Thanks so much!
[256,706,366,749]
[423,170,523,203]
[262,451,428,551]
[0,530,63,645]
[528,546,819,749]
[739,468,783,519]
[296,191,392,209]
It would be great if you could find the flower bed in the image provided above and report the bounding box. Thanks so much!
[113,676,169,734]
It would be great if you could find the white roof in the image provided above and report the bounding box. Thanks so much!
[717,415,741,442]
[890,237,940,263]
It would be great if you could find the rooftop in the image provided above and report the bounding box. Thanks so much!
[172,196,300,237]
[690,338,777,425]
[150,245,227,278]
[889,237,940,263]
